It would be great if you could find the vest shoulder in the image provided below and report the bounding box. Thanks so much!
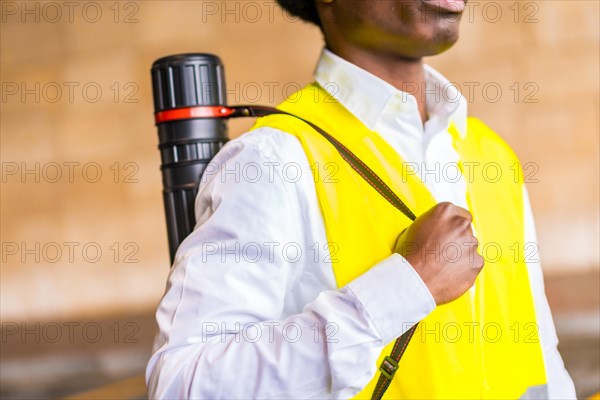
[466,117,521,164]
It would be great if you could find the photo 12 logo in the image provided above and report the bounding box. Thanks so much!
[1,1,140,24]
[1,162,139,184]
[1,82,139,104]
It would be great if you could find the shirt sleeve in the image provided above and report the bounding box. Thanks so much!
[522,185,577,398]
[145,127,436,399]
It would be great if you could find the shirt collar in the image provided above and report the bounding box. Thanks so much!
[314,48,467,138]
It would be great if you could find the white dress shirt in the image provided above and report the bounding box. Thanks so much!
[146,49,576,399]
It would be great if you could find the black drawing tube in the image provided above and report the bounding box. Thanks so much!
[151,53,229,263]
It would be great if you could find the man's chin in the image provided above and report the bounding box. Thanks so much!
[420,0,466,14]
[412,27,461,58]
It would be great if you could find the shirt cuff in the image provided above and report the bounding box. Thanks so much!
[347,253,436,345]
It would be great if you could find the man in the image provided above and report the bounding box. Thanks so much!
[146,0,576,398]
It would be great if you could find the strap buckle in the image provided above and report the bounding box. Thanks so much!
[379,355,399,381]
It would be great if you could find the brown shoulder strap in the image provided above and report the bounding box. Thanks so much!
[233,105,420,399]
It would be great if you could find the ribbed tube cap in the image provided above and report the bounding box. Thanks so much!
[151,53,227,112]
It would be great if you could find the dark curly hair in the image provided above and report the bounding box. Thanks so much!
[277,0,320,27]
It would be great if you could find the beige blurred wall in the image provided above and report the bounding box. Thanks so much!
[1,0,598,323]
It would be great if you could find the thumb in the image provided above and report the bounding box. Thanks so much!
[393,227,409,252]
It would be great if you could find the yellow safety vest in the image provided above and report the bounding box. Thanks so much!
[252,83,547,399]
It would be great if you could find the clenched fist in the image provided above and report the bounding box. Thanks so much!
[395,202,484,305]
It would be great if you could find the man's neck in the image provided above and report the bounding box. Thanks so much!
[326,46,428,124]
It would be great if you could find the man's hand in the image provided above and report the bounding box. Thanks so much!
[395,202,484,305]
